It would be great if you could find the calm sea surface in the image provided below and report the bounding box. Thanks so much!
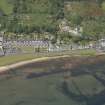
[0,57,105,105]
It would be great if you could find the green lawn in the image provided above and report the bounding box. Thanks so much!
[20,46,34,52]
[0,54,38,66]
[0,52,65,66]
[72,49,97,56]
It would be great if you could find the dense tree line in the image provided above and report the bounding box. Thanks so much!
[0,0,105,44]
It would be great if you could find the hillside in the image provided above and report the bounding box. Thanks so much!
[0,0,64,34]
[0,0,105,44]
[0,0,13,15]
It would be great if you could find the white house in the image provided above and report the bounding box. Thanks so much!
[96,39,105,51]
[0,36,4,55]
[99,39,105,47]
[59,19,82,36]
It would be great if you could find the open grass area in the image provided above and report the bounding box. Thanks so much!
[0,54,38,66]
[75,49,97,56]
[0,52,67,66]
[20,46,34,53]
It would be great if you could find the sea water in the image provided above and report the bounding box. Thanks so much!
[0,58,105,105]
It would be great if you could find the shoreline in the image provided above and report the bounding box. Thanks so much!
[0,53,104,74]
[0,55,70,73]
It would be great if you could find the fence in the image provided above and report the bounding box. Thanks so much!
[0,39,96,56]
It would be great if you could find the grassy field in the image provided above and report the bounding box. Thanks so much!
[0,54,38,66]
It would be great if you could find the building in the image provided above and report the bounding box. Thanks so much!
[96,39,105,51]
[0,36,4,55]
[59,19,82,36]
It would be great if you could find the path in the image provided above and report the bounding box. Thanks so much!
[0,55,69,73]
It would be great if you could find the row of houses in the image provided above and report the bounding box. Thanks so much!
[0,36,105,56]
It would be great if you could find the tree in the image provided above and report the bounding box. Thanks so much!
[66,13,83,26]
[82,20,105,41]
